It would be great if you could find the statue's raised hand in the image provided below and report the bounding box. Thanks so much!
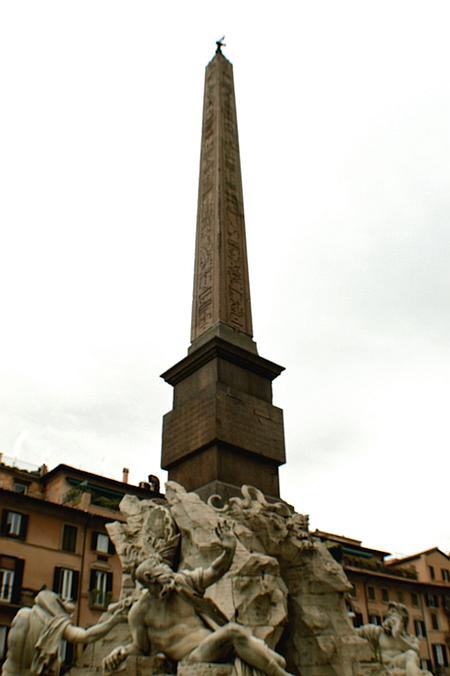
[215,519,236,552]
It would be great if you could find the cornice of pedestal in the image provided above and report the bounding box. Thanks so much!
[161,336,285,386]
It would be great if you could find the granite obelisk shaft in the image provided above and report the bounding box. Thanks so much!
[191,52,255,353]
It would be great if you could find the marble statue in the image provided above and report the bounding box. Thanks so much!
[37,480,377,675]
[74,481,372,676]
[103,521,293,676]
[357,602,431,675]
[2,589,125,675]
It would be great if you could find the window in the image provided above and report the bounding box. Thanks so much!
[1,511,28,539]
[0,557,24,605]
[426,593,439,608]
[420,658,432,671]
[61,525,78,553]
[441,568,450,582]
[61,570,74,602]
[91,532,114,554]
[367,586,375,601]
[397,590,404,603]
[13,482,28,494]
[381,588,389,602]
[431,613,439,631]
[352,612,363,628]
[432,644,449,668]
[89,569,113,609]
[0,569,14,602]
[58,638,74,667]
[53,567,79,601]
[414,620,427,638]
[411,592,419,607]
[429,565,435,580]
[0,625,8,660]
[350,584,357,599]
[369,614,381,626]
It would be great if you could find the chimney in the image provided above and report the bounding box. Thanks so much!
[122,467,129,484]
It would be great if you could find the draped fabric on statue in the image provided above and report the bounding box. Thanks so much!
[29,591,72,675]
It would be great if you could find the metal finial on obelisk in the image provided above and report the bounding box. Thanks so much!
[215,36,226,54]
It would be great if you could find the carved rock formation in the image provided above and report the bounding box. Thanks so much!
[208,485,371,675]
[165,481,288,647]
[69,483,379,675]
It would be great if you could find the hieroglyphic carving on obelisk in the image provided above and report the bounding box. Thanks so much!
[191,51,254,349]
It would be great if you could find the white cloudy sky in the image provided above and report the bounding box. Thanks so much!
[1,1,449,556]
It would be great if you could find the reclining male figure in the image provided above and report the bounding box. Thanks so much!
[104,522,292,676]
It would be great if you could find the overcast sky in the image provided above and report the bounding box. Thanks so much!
[1,1,449,556]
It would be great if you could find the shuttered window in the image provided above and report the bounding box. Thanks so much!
[61,525,78,553]
[91,531,114,554]
[432,644,448,668]
[1,511,28,539]
[89,569,113,608]
[0,569,14,602]
[53,567,79,601]
[0,625,8,659]
[0,557,24,604]
[414,620,426,638]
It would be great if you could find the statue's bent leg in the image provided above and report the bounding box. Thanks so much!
[404,649,421,676]
[389,650,421,676]
[187,623,290,676]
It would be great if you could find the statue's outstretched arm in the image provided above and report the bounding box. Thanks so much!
[64,605,124,644]
[202,521,236,588]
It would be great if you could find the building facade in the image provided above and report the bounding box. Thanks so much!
[0,457,161,668]
[316,531,450,674]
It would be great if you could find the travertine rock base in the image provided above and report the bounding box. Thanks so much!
[69,654,175,675]
[279,542,372,675]
[177,663,233,676]
[357,667,430,676]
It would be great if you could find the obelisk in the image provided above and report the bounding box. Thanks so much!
[161,45,286,500]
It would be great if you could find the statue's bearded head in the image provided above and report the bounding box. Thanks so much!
[135,556,176,599]
[382,602,409,638]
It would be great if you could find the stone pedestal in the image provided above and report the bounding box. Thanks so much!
[177,664,233,676]
[161,338,286,499]
[68,654,175,676]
